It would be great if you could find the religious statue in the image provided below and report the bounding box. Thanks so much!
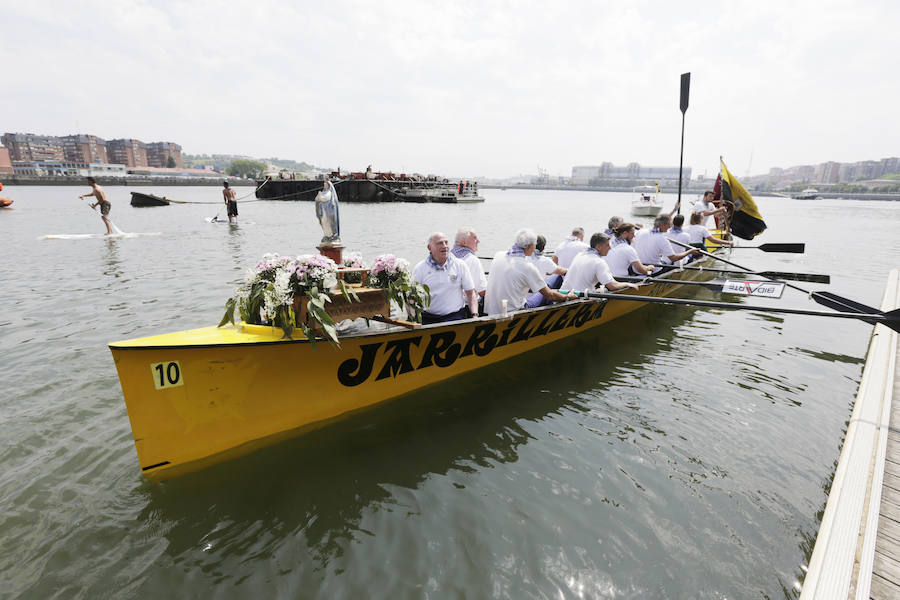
[315,180,340,243]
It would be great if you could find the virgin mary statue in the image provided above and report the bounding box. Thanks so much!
[315,180,340,243]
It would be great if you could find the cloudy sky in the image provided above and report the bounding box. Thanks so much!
[2,0,897,179]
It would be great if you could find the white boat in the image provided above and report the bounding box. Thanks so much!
[792,188,819,200]
[631,185,664,216]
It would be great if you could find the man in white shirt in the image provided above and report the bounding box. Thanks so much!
[561,232,640,293]
[604,216,623,237]
[691,190,727,227]
[485,229,576,315]
[666,214,691,247]
[451,226,487,312]
[685,211,733,248]
[529,234,567,288]
[632,214,700,271]
[553,227,589,268]
[606,223,654,278]
[412,232,478,324]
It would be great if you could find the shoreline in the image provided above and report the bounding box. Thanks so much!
[481,183,900,201]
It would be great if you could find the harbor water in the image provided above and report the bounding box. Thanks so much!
[1,185,898,598]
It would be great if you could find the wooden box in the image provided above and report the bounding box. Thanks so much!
[293,287,390,328]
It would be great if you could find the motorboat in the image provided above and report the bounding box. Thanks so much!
[631,185,664,216]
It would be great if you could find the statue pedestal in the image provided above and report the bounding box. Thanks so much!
[317,243,344,265]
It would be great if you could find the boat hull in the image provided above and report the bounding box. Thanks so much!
[110,257,721,481]
[130,192,170,207]
[631,204,663,216]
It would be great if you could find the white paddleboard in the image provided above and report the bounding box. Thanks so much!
[205,218,254,225]
[41,232,163,240]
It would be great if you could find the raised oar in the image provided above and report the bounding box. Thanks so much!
[647,264,830,284]
[560,289,900,333]
[732,243,805,253]
[669,239,881,316]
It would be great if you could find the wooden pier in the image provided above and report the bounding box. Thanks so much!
[801,269,900,598]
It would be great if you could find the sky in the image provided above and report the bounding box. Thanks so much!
[2,0,898,180]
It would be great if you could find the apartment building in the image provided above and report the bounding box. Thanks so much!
[61,134,109,164]
[107,138,149,168]
[145,141,183,168]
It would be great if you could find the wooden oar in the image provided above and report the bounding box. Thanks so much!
[732,243,805,253]
[560,289,900,333]
[669,239,882,316]
[647,264,830,284]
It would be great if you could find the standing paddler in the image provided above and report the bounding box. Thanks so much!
[79,176,112,235]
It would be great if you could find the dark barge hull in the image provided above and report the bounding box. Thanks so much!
[255,179,482,203]
[130,191,170,207]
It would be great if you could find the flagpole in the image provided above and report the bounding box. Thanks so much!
[677,72,690,215]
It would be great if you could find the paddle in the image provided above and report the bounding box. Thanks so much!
[677,72,690,215]
[732,243,805,253]
[209,205,224,223]
[648,263,829,284]
[560,289,900,333]
[669,238,883,316]
[78,196,124,234]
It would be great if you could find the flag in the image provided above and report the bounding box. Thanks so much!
[720,157,766,240]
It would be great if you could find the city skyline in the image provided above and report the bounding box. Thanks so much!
[3,126,897,189]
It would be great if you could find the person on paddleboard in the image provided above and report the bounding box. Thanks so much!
[79,177,112,235]
[223,181,238,223]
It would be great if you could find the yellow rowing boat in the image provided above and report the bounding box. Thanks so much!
[109,247,725,481]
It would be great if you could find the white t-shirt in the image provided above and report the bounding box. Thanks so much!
[457,251,487,293]
[528,253,557,276]
[412,254,474,316]
[553,237,589,268]
[666,228,690,249]
[560,250,614,291]
[484,251,547,315]
[692,200,715,226]
[606,242,642,277]
[633,231,677,266]
[685,224,710,244]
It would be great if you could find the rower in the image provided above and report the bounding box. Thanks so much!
[605,222,653,277]
[686,211,733,249]
[561,232,640,293]
[604,216,623,237]
[529,234,566,289]
[412,232,478,324]
[666,214,691,248]
[451,226,487,309]
[485,229,576,315]
[553,227,589,268]
[632,214,700,272]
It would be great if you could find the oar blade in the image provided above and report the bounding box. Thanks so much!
[811,291,881,315]
[756,243,805,253]
[884,308,900,333]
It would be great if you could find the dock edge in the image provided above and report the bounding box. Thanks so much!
[800,269,900,598]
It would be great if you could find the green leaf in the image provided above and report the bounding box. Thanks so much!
[299,322,317,349]
[218,297,237,327]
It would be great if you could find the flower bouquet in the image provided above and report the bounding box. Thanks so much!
[219,253,351,344]
[369,254,430,323]
[340,252,366,284]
